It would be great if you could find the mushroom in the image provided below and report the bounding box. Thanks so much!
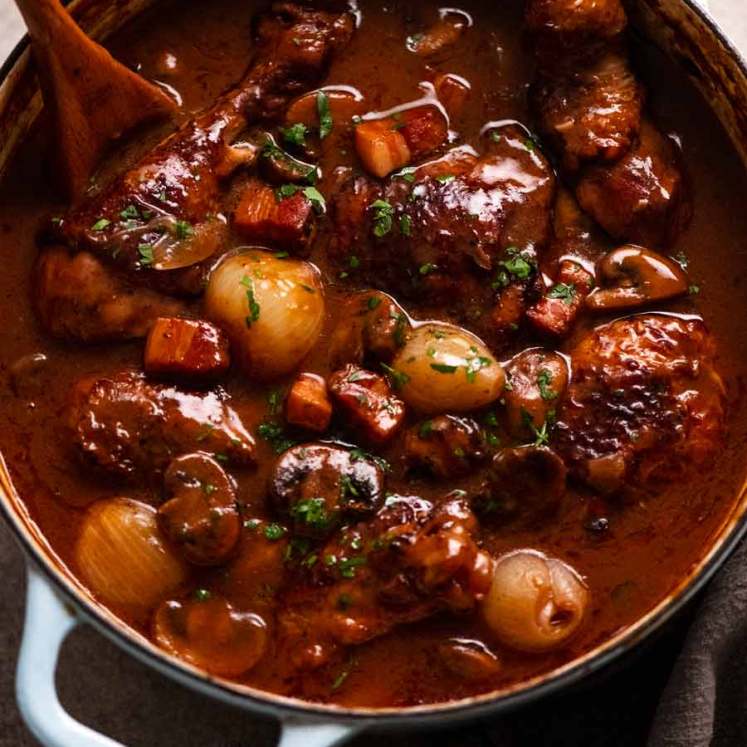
[586,245,689,312]
[157,453,240,566]
[480,446,567,526]
[504,349,569,440]
[270,443,385,538]
[437,638,501,681]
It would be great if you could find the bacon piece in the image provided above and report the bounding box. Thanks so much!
[526,260,594,337]
[285,373,332,433]
[233,180,314,248]
[328,365,405,444]
[354,119,412,178]
[434,73,471,118]
[144,317,230,380]
[399,105,449,158]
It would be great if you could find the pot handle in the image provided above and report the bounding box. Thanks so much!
[16,566,123,747]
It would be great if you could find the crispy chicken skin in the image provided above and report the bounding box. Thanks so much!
[532,50,643,172]
[70,371,255,480]
[276,496,491,671]
[526,0,627,48]
[553,314,725,493]
[576,120,689,247]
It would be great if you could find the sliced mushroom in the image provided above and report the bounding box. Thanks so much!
[404,415,486,478]
[270,443,385,538]
[437,638,501,681]
[586,245,688,312]
[154,592,268,677]
[480,446,567,526]
[504,349,569,440]
[158,453,240,566]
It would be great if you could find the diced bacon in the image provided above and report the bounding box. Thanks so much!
[434,73,471,118]
[399,105,449,158]
[328,364,405,444]
[144,317,230,379]
[354,119,412,178]
[233,180,314,248]
[526,260,594,337]
[285,373,333,433]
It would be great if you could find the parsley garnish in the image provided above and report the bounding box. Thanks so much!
[465,356,492,383]
[240,275,261,327]
[380,362,410,390]
[175,220,193,240]
[431,363,457,374]
[548,282,577,306]
[264,523,287,541]
[371,200,394,237]
[194,588,212,602]
[537,369,557,401]
[257,421,296,454]
[282,122,308,147]
[91,218,111,232]
[400,214,412,237]
[291,498,333,532]
[138,244,155,265]
[367,296,382,310]
[339,556,367,578]
[435,174,455,184]
[419,263,437,276]
[119,205,140,221]
[303,186,326,213]
[317,91,333,139]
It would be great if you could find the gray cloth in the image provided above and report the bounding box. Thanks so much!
[649,539,747,747]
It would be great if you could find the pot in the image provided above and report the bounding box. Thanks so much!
[1,0,746,745]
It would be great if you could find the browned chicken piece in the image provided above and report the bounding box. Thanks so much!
[553,314,726,493]
[331,128,555,341]
[404,415,486,478]
[478,445,568,526]
[37,4,354,340]
[158,453,240,565]
[144,317,230,380]
[503,349,569,440]
[328,365,406,445]
[576,120,689,247]
[527,260,594,337]
[270,442,385,538]
[233,179,315,249]
[329,172,382,255]
[285,373,333,433]
[526,0,627,56]
[35,248,185,343]
[532,50,643,172]
[71,371,255,481]
[276,496,492,671]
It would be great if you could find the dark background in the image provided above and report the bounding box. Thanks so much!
[0,519,694,747]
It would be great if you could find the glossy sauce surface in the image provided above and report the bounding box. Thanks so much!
[0,0,746,708]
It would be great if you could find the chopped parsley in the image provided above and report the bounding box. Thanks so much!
[399,214,412,237]
[91,218,111,232]
[119,204,140,221]
[138,244,155,266]
[430,363,457,374]
[371,199,394,238]
[317,91,333,139]
[419,263,437,276]
[689,284,701,295]
[367,295,382,310]
[380,362,410,390]
[239,275,261,327]
[493,247,537,289]
[194,588,212,602]
[339,555,367,579]
[537,369,557,401]
[331,656,356,691]
[264,523,287,541]
[548,282,577,306]
[396,167,417,183]
[175,220,193,240]
[267,388,283,415]
[419,420,434,438]
[465,355,492,383]
[291,498,333,532]
[303,186,326,213]
[281,122,309,147]
[489,131,502,143]
[435,174,455,184]
[257,421,296,454]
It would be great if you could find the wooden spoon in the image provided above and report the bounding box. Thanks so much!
[14,0,177,200]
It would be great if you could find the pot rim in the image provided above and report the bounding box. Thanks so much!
[2,0,747,727]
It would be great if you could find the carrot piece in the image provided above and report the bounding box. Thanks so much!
[354,119,412,178]
[144,317,230,379]
[233,180,314,248]
[285,373,333,433]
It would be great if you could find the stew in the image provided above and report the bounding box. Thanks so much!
[1,0,747,709]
